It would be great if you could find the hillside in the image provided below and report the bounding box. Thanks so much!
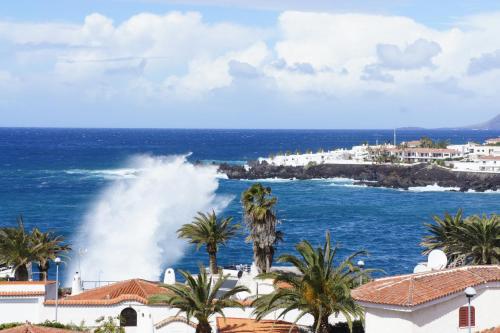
[464,114,500,130]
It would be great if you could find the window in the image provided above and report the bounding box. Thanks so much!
[459,306,475,328]
[120,307,137,327]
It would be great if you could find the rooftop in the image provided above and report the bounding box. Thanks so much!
[45,279,168,306]
[352,265,500,307]
[478,155,500,161]
[386,148,458,153]
[216,317,300,333]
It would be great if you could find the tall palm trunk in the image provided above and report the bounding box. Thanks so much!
[208,251,218,274]
[15,264,29,281]
[253,244,267,273]
[265,246,274,273]
[38,261,49,281]
[314,316,330,333]
[196,320,212,333]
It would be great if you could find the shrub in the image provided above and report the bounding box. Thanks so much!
[330,320,364,333]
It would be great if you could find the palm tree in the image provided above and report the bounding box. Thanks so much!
[31,227,71,281]
[459,214,499,265]
[421,210,499,266]
[0,217,34,281]
[241,183,282,273]
[149,266,249,333]
[177,211,239,274]
[252,232,370,333]
[421,210,464,259]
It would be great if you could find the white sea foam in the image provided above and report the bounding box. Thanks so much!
[407,183,461,192]
[467,189,500,194]
[66,155,228,285]
[240,177,297,182]
[65,168,140,179]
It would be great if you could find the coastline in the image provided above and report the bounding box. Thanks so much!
[218,162,500,192]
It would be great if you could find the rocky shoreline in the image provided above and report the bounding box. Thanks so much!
[218,162,500,192]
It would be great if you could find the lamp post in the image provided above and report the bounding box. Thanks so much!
[357,260,365,286]
[54,257,61,322]
[464,287,476,333]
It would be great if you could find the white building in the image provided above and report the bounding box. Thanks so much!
[352,265,500,333]
[0,270,333,332]
[485,137,500,145]
[385,147,462,163]
[260,145,386,167]
[453,156,500,173]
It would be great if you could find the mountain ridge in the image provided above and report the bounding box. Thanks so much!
[398,113,500,131]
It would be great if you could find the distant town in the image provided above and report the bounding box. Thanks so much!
[259,136,500,174]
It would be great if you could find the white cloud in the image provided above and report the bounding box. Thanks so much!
[468,49,500,75]
[1,10,500,127]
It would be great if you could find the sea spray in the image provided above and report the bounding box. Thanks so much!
[65,154,228,285]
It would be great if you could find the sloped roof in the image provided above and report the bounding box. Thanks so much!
[0,291,45,297]
[45,279,168,306]
[0,324,81,333]
[216,317,300,333]
[477,327,500,333]
[352,265,500,307]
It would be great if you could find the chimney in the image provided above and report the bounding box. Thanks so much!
[71,272,82,296]
[163,268,176,285]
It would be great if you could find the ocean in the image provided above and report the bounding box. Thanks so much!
[0,128,499,284]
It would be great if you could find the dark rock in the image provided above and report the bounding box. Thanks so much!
[217,163,500,192]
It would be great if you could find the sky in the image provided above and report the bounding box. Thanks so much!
[1,0,500,129]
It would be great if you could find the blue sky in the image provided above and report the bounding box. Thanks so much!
[1,0,500,128]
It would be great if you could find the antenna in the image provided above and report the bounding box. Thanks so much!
[394,128,397,146]
[427,249,447,270]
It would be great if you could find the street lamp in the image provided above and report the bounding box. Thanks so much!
[54,257,61,322]
[357,260,365,286]
[464,287,476,333]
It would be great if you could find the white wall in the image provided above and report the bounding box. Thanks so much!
[363,284,500,333]
[365,307,414,333]
[0,297,44,324]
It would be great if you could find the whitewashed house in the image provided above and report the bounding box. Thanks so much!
[352,265,500,333]
[0,280,57,324]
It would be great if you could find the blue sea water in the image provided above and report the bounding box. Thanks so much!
[0,128,499,281]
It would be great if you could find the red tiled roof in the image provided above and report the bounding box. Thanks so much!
[352,265,500,307]
[45,279,169,306]
[0,324,80,333]
[216,318,300,333]
[386,148,458,153]
[485,138,500,144]
[478,155,500,161]
[477,327,500,333]
[0,291,45,297]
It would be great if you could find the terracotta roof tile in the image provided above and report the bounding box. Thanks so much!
[216,318,300,333]
[0,291,45,297]
[477,327,500,333]
[0,324,81,333]
[352,265,500,307]
[45,279,169,306]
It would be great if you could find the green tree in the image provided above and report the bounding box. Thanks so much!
[94,316,124,333]
[421,210,499,265]
[419,136,434,148]
[0,216,71,281]
[252,232,370,333]
[0,217,34,281]
[31,228,71,281]
[241,183,282,273]
[177,211,239,274]
[149,266,249,333]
